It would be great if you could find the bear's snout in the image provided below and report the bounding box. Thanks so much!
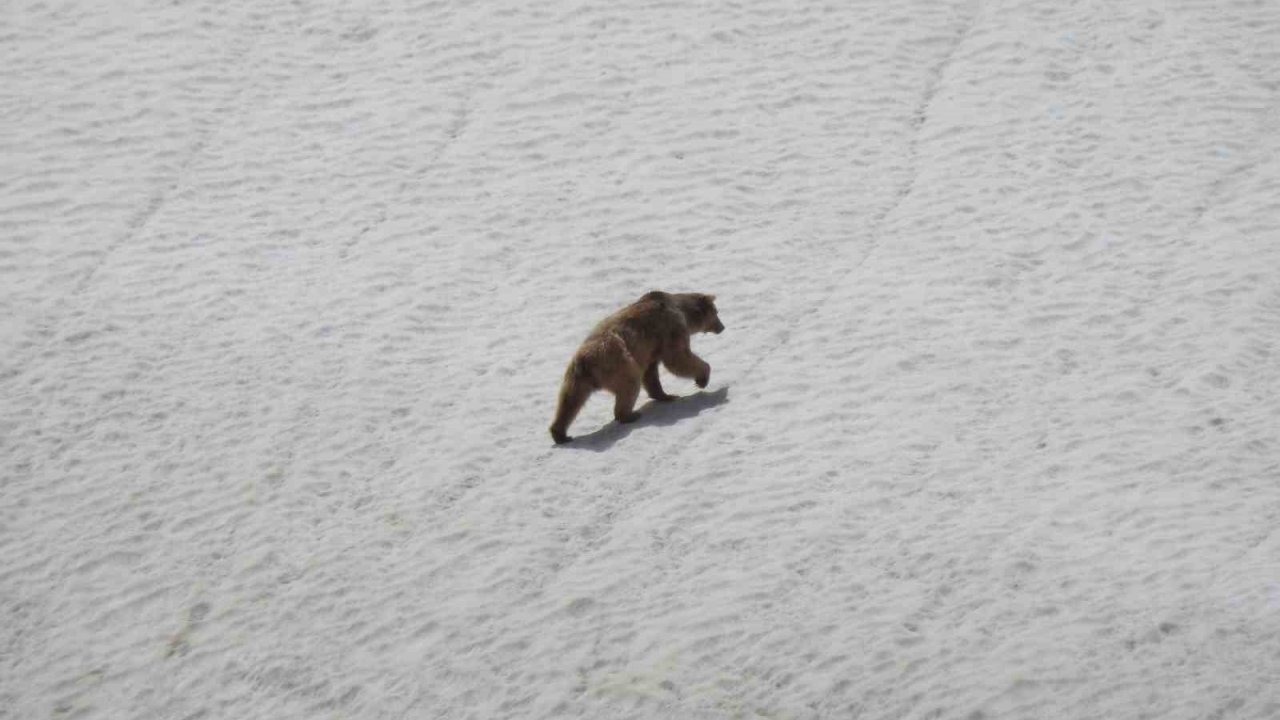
[712,320,724,334]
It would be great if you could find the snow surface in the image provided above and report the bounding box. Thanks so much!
[3,0,1280,718]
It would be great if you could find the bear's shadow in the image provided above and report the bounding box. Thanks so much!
[559,386,730,452]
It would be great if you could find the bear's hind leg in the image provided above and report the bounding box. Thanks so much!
[550,374,593,444]
[611,382,641,424]
[601,336,645,424]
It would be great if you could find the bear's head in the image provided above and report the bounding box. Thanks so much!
[679,293,723,335]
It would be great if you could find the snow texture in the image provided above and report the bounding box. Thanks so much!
[3,0,1280,718]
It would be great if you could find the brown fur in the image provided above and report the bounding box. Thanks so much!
[550,291,724,444]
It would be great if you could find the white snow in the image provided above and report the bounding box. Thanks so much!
[3,0,1279,718]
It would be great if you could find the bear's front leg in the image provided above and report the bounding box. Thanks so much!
[643,362,676,401]
[661,337,710,388]
[695,365,710,389]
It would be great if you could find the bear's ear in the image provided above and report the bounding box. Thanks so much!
[706,294,716,303]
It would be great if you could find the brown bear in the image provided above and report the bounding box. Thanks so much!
[549,291,724,444]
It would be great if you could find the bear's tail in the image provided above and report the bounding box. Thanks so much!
[550,357,595,444]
